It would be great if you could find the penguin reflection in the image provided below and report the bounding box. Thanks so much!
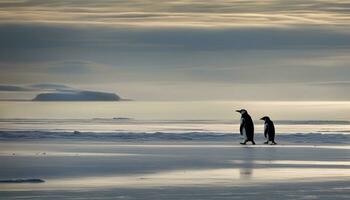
[260,116,277,145]
[239,148,255,179]
[236,109,256,145]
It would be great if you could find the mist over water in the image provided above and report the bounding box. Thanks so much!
[1,101,350,121]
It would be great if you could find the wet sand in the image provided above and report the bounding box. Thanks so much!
[0,141,349,199]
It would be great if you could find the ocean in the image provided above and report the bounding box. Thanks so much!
[1,102,350,200]
[1,101,350,143]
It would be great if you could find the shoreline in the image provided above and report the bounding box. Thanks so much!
[0,140,349,199]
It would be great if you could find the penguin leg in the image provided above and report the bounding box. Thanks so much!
[271,141,277,145]
[251,140,256,145]
[264,141,269,144]
[240,140,247,145]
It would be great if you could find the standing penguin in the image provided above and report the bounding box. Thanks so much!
[260,116,277,145]
[236,109,255,145]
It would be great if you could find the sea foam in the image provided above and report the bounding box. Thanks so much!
[0,130,349,144]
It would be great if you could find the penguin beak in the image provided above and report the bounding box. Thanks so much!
[260,117,264,120]
[235,110,241,113]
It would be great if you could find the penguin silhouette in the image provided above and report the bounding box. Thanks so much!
[260,116,277,145]
[236,109,255,145]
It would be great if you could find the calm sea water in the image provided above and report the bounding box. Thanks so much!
[0,101,350,143]
[1,101,350,120]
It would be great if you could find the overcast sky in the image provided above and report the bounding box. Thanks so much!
[1,0,350,100]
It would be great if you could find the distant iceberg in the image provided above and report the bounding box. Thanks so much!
[33,90,120,101]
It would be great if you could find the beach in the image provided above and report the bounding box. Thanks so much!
[0,101,350,199]
[1,140,349,199]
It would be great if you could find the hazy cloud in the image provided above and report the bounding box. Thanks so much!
[0,0,350,27]
[48,61,95,74]
[1,24,350,52]
[0,0,350,100]
[0,85,31,91]
[308,81,350,87]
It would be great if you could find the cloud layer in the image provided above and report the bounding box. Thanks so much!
[1,0,350,27]
[0,0,350,100]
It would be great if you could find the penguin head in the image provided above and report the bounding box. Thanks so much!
[260,116,270,121]
[236,109,247,115]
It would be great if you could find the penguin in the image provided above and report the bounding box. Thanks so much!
[236,109,255,145]
[260,116,277,145]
